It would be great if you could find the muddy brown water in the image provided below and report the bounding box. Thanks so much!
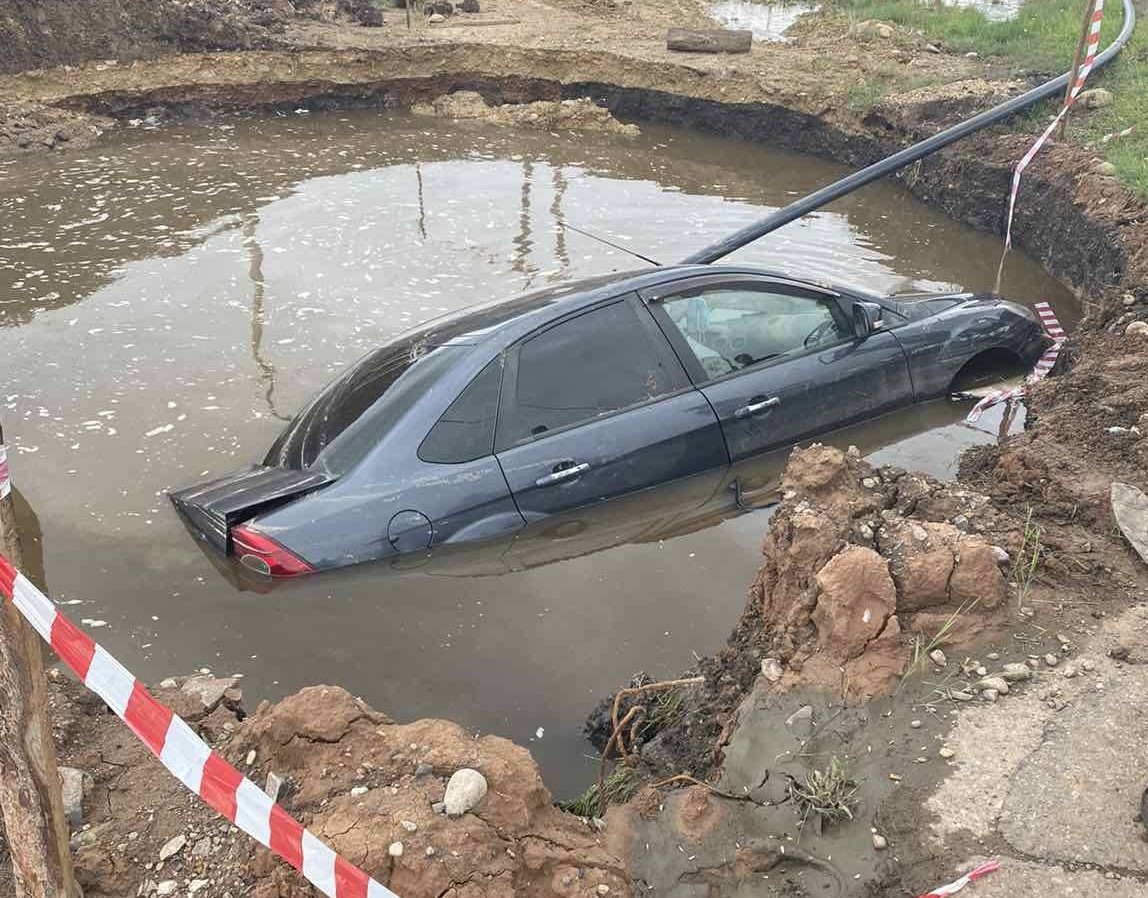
[0,109,1073,798]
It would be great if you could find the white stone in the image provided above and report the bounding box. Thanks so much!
[156,883,177,897]
[350,786,368,797]
[872,833,888,849]
[401,820,418,832]
[760,658,783,682]
[444,768,488,817]
[929,649,947,668]
[389,841,404,857]
[158,834,186,862]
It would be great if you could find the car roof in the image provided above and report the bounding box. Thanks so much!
[392,264,876,354]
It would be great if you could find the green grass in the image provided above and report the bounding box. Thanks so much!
[822,0,1148,194]
[558,766,639,818]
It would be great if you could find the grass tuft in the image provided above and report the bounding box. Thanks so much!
[558,766,639,818]
[1012,505,1044,606]
[788,756,861,828]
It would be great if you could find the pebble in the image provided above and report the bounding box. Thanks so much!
[982,688,999,702]
[1002,661,1033,680]
[950,690,975,702]
[939,747,955,759]
[976,676,1009,695]
[1082,659,1096,671]
[156,883,177,898]
[1126,321,1148,339]
[158,834,186,862]
[426,846,436,857]
[401,820,418,832]
[1027,658,1040,669]
[350,786,368,798]
[862,477,879,489]
[1044,653,1059,667]
[990,546,1010,565]
[976,666,987,677]
[431,801,446,814]
[1062,663,1079,678]
[444,769,488,817]
[1124,293,1137,307]
[245,750,256,766]
[598,887,611,896]
[910,719,922,729]
[986,652,1000,661]
[415,762,434,778]
[872,833,888,850]
[389,842,404,858]
[189,881,210,895]
[912,524,930,543]
[929,649,947,668]
[760,658,783,682]
[428,12,445,22]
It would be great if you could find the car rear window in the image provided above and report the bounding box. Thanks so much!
[419,356,504,464]
[265,343,465,472]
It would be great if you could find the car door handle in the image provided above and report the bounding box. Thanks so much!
[535,462,591,488]
[734,396,781,419]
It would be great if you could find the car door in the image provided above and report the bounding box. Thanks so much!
[645,275,914,494]
[493,295,730,528]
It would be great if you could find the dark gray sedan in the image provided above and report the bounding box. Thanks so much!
[170,264,1047,577]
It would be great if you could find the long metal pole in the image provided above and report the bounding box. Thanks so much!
[683,0,1136,265]
[0,423,80,898]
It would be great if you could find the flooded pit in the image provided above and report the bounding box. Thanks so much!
[0,109,1071,796]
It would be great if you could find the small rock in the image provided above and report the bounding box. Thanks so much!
[1123,293,1137,308]
[428,12,445,22]
[1078,88,1113,108]
[389,842,404,858]
[431,801,446,814]
[1110,645,1130,661]
[846,445,862,460]
[158,678,179,689]
[1062,663,1079,678]
[910,719,922,729]
[190,838,212,860]
[181,674,239,713]
[965,51,979,58]
[425,846,436,857]
[982,688,999,702]
[1027,658,1040,669]
[1082,659,1096,671]
[912,524,929,543]
[350,786,368,798]
[245,750,256,766]
[1001,663,1032,682]
[859,524,875,540]
[976,676,1010,695]
[597,887,611,897]
[156,883,177,898]
[953,515,970,531]
[939,747,955,759]
[415,763,434,778]
[401,820,418,832]
[760,658,783,682]
[58,767,91,829]
[1019,606,1035,618]
[872,833,888,850]
[1044,653,1059,667]
[990,546,1010,565]
[925,43,942,53]
[950,690,975,702]
[189,881,209,896]
[158,834,186,862]
[460,0,479,10]
[785,704,814,736]
[976,666,988,677]
[265,772,284,803]
[929,649,947,668]
[444,769,488,817]
[987,652,1000,661]
[862,477,879,489]
[1126,321,1148,339]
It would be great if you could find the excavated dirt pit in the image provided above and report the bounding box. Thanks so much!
[0,105,1080,802]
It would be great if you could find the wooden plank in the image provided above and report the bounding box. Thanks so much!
[0,421,79,898]
[666,27,752,54]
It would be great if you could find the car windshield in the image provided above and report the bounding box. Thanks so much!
[265,343,466,473]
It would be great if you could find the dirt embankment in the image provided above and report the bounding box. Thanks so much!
[5,673,629,898]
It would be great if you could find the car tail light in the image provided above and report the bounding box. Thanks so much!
[230,525,315,578]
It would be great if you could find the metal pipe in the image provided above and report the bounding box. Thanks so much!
[683,0,1137,265]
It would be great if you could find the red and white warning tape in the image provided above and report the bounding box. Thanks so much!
[917,859,1001,897]
[965,301,1065,423]
[0,553,398,898]
[1003,0,1105,248]
[0,443,10,501]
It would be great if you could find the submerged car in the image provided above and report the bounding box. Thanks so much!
[171,264,1048,577]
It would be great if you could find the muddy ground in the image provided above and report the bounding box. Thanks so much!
[2,0,1148,896]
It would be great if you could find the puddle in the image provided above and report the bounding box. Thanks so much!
[937,0,1027,22]
[708,0,819,42]
[0,109,1071,796]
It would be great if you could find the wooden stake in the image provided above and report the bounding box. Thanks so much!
[1059,0,1097,140]
[0,422,79,898]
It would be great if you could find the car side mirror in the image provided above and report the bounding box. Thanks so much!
[852,301,884,337]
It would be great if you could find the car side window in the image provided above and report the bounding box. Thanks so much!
[498,300,685,448]
[419,356,503,464]
[659,286,850,382]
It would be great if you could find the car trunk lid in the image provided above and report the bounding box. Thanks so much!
[169,465,333,554]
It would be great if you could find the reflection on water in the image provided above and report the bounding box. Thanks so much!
[937,0,1026,22]
[709,0,820,42]
[0,110,1069,794]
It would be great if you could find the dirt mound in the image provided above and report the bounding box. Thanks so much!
[745,443,1011,701]
[1,675,629,898]
[412,91,640,135]
[0,101,112,157]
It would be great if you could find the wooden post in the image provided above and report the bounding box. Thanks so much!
[0,422,79,898]
[1059,0,1096,139]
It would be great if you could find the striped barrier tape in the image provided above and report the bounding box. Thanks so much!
[0,552,398,898]
[916,859,1001,897]
[1003,0,1105,249]
[965,301,1065,423]
[0,443,10,500]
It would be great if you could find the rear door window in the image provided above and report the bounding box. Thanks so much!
[496,299,687,449]
[419,356,504,464]
[658,285,850,382]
